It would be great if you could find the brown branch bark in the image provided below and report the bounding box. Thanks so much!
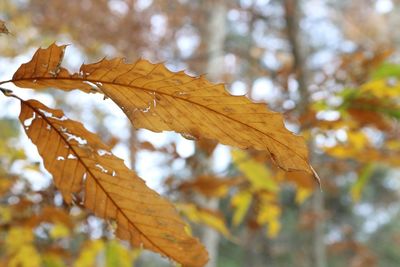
[284,0,309,116]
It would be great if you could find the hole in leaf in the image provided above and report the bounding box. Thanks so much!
[39,109,67,121]
[23,112,36,126]
[95,164,108,173]
[97,149,112,156]
[83,81,101,93]
[64,132,88,145]
[67,154,77,159]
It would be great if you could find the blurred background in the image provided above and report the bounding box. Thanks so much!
[1,0,400,266]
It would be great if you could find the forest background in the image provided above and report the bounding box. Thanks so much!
[1,0,400,266]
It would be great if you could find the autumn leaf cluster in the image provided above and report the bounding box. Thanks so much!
[0,37,315,266]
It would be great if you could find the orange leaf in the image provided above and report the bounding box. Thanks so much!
[18,98,208,267]
[177,175,243,198]
[9,43,312,174]
[26,206,74,229]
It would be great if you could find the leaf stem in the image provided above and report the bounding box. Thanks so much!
[0,87,16,98]
[0,79,12,86]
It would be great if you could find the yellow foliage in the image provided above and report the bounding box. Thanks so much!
[75,239,139,267]
[256,202,281,239]
[386,140,400,150]
[42,254,66,267]
[231,190,252,226]
[295,188,312,204]
[0,178,13,196]
[177,203,231,239]
[267,220,281,239]
[360,79,400,98]
[351,164,374,202]
[50,223,70,239]
[8,245,41,267]
[257,204,280,224]
[42,253,66,267]
[6,227,34,253]
[0,206,11,224]
[5,227,41,267]
[326,130,369,159]
[326,146,349,159]
[75,240,105,267]
[105,240,140,267]
[347,131,368,151]
[232,150,278,192]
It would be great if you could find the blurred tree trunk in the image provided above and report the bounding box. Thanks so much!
[284,0,308,113]
[284,1,327,267]
[312,176,327,267]
[197,1,227,267]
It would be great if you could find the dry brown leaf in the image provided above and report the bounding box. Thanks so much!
[138,141,157,151]
[0,20,9,34]
[26,206,74,229]
[196,138,218,156]
[9,43,311,174]
[0,177,14,196]
[18,98,208,267]
[177,175,243,198]
[284,171,316,190]
[348,108,390,130]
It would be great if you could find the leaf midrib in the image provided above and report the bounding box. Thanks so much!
[9,76,309,171]
[23,100,182,263]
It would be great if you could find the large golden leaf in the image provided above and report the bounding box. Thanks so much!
[18,98,208,267]
[9,43,311,173]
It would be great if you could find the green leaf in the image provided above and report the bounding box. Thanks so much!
[371,63,400,80]
[351,164,374,202]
